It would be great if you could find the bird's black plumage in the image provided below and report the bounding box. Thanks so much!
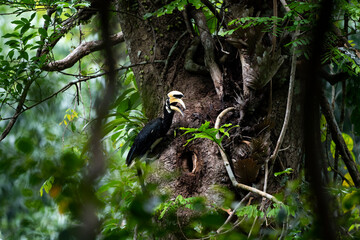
[126,91,185,166]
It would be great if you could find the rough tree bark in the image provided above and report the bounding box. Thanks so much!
[117,0,304,238]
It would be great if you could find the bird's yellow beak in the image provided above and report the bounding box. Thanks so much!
[168,90,186,116]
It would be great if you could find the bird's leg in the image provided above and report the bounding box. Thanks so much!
[150,137,163,152]
[144,137,163,165]
[135,161,146,193]
[145,155,158,165]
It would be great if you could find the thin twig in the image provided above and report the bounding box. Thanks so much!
[216,192,251,233]
[160,31,188,82]
[214,107,282,205]
[248,215,258,238]
[40,7,97,57]
[268,23,300,164]
[0,61,164,121]
[259,19,300,215]
[320,88,360,187]
[43,32,124,71]
[279,215,289,240]
[250,5,301,238]
[187,216,247,240]
[133,224,138,240]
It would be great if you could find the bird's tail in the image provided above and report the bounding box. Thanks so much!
[126,146,136,166]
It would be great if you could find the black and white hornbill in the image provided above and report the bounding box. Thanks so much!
[126,90,186,166]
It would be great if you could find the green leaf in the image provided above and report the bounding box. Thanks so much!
[156,195,203,220]
[8,49,14,59]
[74,2,91,8]
[236,205,263,218]
[29,12,36,22]
[97,180,122,194]
[20,18,29,24]
[39,176,55,197]
[180,121,238,147]
[43,14,51,23]
[19,51,29,61]
[20,23,30,35]
[349,224,360,233]
[331,133,356,161]
[38,28,48,37]
[5,39,19,48]
[320,114,327,142]
[16,83,23,93]
[70,122,76,132]
[330,140,336,158]
[143,12,153,19]
[11,20,25,26]
[22,33,36,45]
[274,168,293,177]
[15,137,34,154]
[190,0,202,9]
[342,133,354,151]
[2,33,20,38]
[342,190,360,212]
[112,88,136,108]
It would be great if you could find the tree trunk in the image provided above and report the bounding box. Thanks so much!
[117,0,303,238]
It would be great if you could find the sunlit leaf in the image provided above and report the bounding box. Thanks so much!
[342,133,354,151]
[342,173,355,187]
[342,190,360,212]
[39,176,55,197]
[274,168,293,177]
[320,114,327,142]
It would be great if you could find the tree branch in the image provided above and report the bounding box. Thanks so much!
[0,80,33,142]
[0,4,100,142]
[320,88,360,187]
[1,62,158,122]
[42,32,124,71]
[40,7,97,57]
[0,8,54,142]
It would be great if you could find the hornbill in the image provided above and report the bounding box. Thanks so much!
[126,90,186,166]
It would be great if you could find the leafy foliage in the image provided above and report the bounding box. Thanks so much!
[39,176,55,197]
[143,0,202,19]
[156,195,205,220]
[103,88,146,155]
[180,121,238,148]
